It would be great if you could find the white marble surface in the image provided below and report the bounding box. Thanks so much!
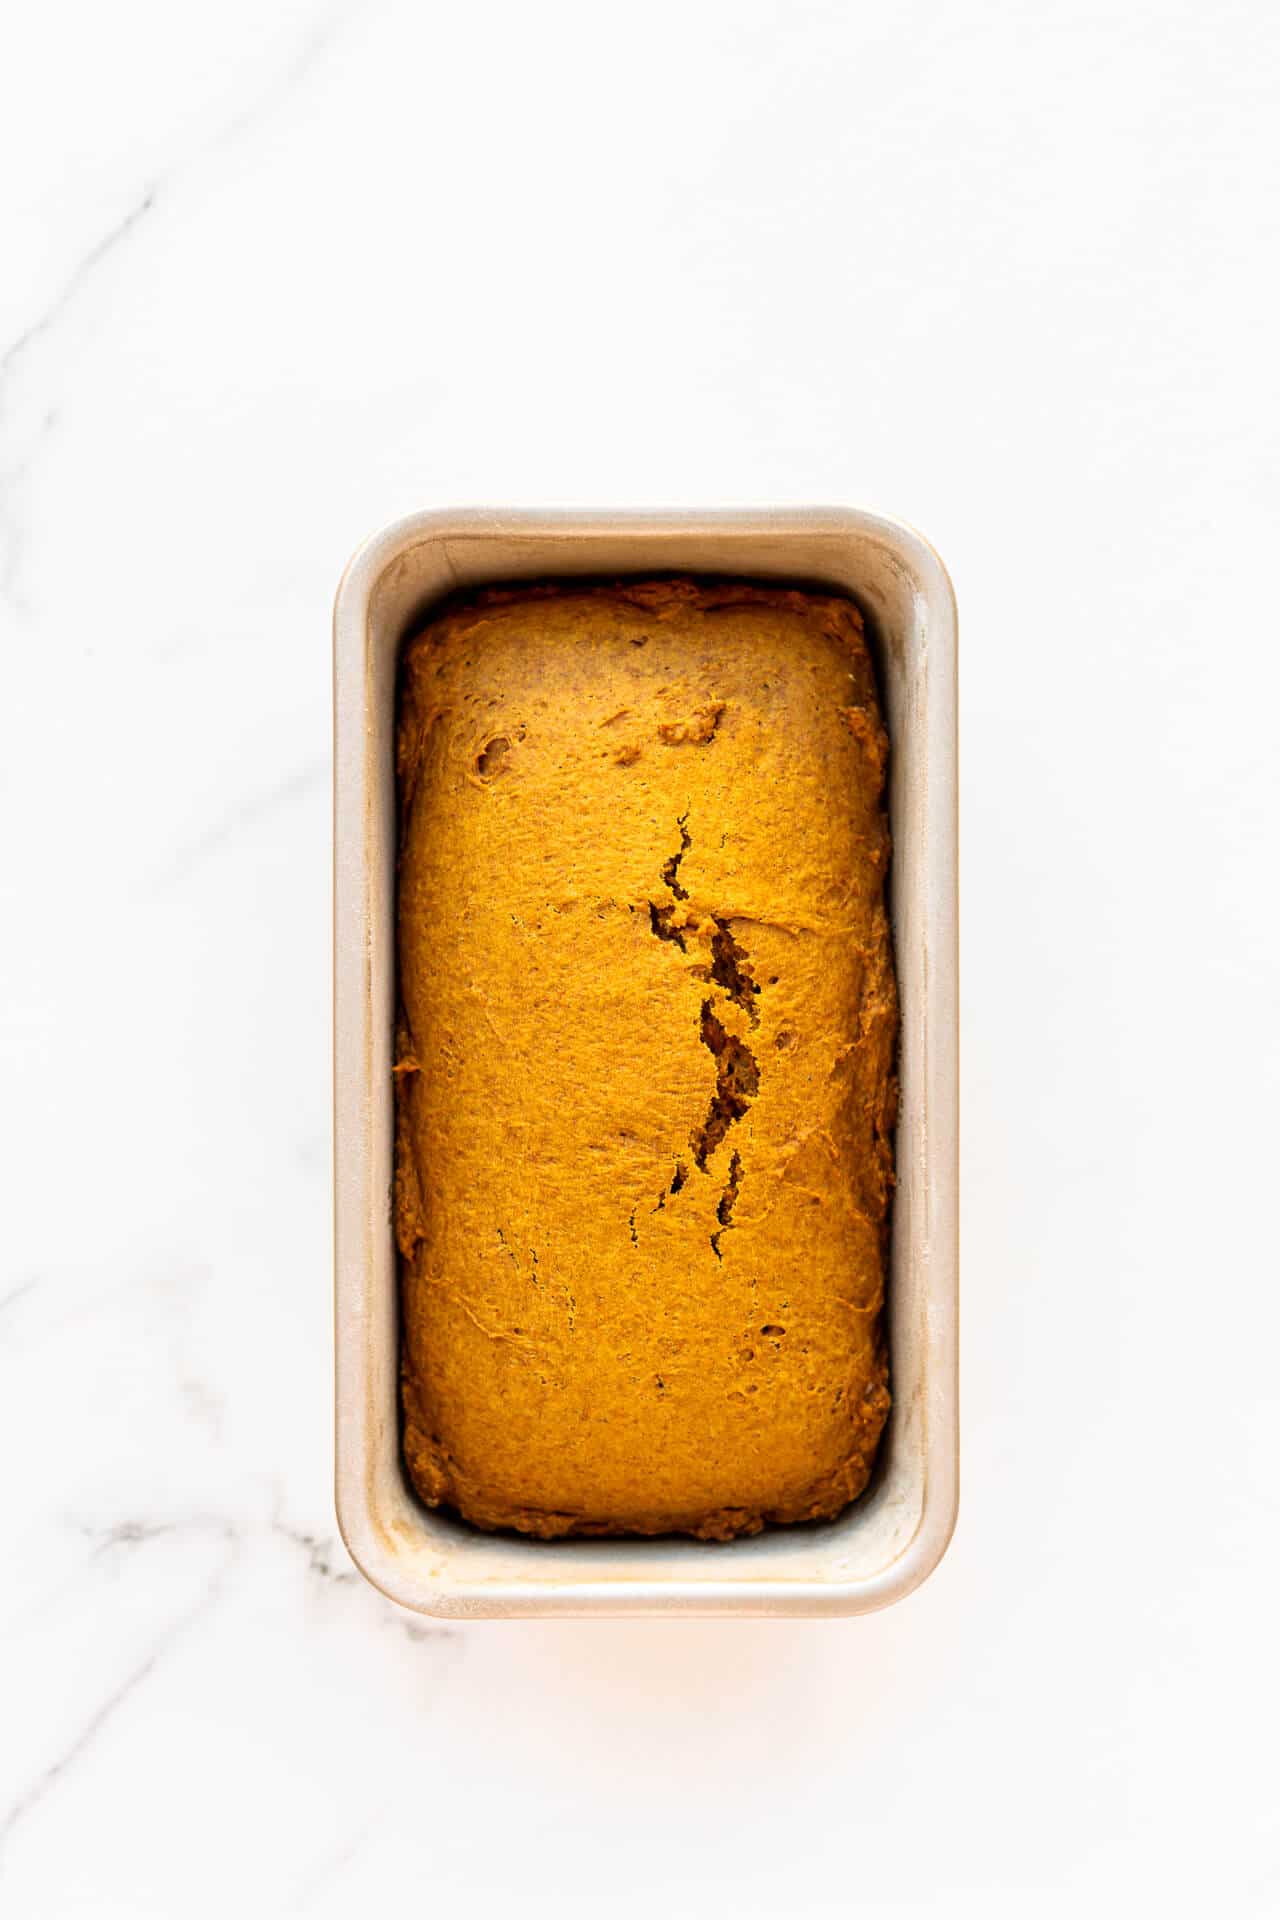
[2,1,1278,1913]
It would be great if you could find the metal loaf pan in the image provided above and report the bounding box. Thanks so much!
[334,509,957,1617]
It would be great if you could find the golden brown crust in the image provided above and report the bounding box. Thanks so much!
[395,578,896,1539]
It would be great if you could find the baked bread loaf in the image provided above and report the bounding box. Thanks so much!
[395,579,896,1540]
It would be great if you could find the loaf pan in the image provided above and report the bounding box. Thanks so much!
[334,508,957,1618]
